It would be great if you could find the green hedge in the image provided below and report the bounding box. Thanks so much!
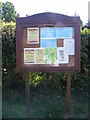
[2,22,89,92]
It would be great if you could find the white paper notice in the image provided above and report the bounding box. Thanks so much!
[64,39,75,55]
[57,47,68,64]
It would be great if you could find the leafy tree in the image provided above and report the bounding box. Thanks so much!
[2,2,19,22]
[2,21,25,90]
[0,2,2,16]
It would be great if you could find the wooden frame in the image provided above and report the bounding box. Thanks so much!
[16,12,80,72]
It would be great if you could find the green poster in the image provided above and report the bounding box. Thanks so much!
[45,48,57,64]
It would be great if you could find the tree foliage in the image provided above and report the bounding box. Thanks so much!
[2,2,19,22]
[2,21,16,71]
[2,21,25,89]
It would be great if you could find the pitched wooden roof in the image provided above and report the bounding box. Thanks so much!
[16,12,80,26]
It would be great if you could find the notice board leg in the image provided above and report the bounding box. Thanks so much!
[25,73,30,115]
[66,72,71,114]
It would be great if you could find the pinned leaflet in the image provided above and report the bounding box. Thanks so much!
[64,39,75,55]
[57,47,68,64]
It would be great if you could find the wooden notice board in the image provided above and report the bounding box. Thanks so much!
[16,12,80,72]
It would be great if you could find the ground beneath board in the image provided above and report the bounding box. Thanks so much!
[2,87,88,119]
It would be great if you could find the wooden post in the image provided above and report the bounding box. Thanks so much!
[66,72,71,114]
[25,73,30,115]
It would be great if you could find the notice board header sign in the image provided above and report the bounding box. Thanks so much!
[16,12,80,72]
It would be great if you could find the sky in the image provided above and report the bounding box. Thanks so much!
[1,0,90,25]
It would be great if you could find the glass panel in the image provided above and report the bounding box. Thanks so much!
[40,27,56,38]
[56,27,73,38]
[41,39,57,48]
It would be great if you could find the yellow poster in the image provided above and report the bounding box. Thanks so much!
[25,49,34,63]
[36,49,45,64]
[27,28,39,43]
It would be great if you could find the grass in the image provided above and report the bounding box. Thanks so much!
[2,86,88,118]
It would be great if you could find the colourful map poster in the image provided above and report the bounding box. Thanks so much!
[45,48,57,64]
[36,48,45,64]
